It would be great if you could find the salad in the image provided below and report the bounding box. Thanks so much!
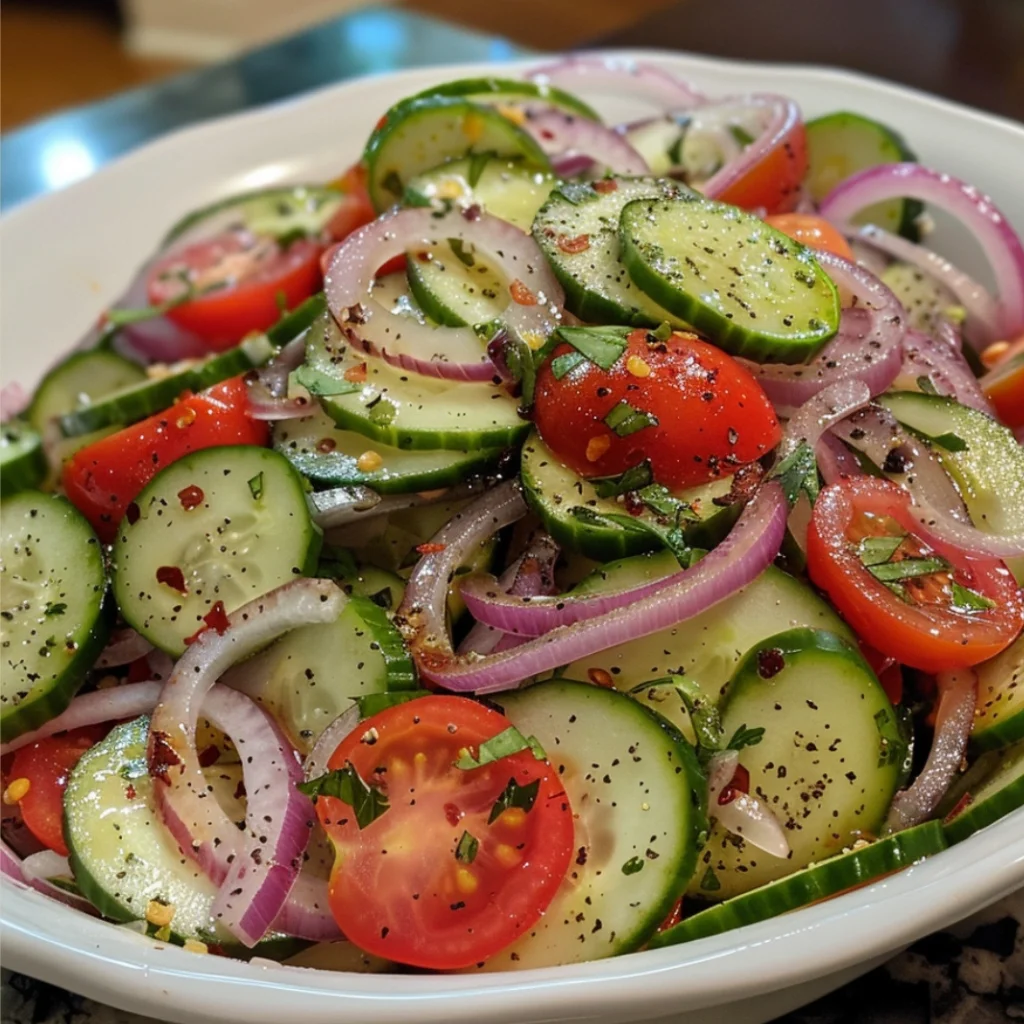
[2,56,1023,974]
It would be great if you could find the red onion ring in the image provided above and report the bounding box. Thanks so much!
[304,704,362,783]
[898,329,997,416]
[324,206,564,381]
[95,629,155,669]
[523,110,650,176]
[779,380,873,459]
[819,164,1024,339]
[706,749,791,859]
[1,382,29,422]
[399,481,788,694]
[885,668,977,833]
[816,433,863,486]
[526,56,705,110]
[747,253,906,415]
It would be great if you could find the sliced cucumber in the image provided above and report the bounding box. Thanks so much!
[1,422,46,495]
[691,628,903,901]
[273,405,504,494]
[405,156,556,232]
[365,96,550,211]
[879,392,1024,580]
[571,548,681,596]
[305,311,529,451]
[163,185,345,249]
[971,636,1024,752]
[532,177,687,327]
[881,262,958,336]
[620,196,841,364]
[406,243,508,329]
[805,112,922,240]
[410,77,599,122]
[480,680,705,969]
[64,715,300,955]
[112,446,321,655]
[28,350,146,433]
[942,740,1024,844]
[1,491,110,743]
[551,564,853,737]
[226,596,413,755]
[653,821,946,947]
[266,292,328,347]
[60,335,275,438]
[521,431,737,560]
[330,561,407,609]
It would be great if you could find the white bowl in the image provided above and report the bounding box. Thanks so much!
[2,49,1023,1024]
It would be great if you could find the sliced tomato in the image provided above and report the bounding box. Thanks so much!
[763,213,855,261]
[62,376,268,541]
[8,726,108,856]
[858,643,904,705]
[714,118,807,215]
[532,329,781,491]
[324,162,378,242]
[315,695,574,969]
[807,477,1024,672]
[980,338,1024,429]
[148,231,322,351]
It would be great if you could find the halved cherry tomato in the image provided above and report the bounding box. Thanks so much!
[715,118,807,215]
[764,214,855,262]
[8,726,108,856]
[62,376,268,541]
[807,477,1024,672]
[980,337,1024,429]
[316,695,574,969]
[148,231,322,351]
[533,329,781,491]
[858,643,904,705]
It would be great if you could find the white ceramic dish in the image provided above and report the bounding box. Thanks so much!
[2,49,1023,1024]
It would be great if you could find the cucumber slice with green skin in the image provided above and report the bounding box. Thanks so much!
[971,636,1024,753]
[521,431,738,561]
[409,77,600,123]
[805,112,922,241]
[273,405,505,494]
[404,157,556,232]
[112,446,321,655]
[878,392,1024,581]
[365,96,551,212]
[27,350,147,433]
[64,716,303,956]
[1,422,46,495]
[942,740,1024,844]
[619,197,841,364]
[162,185,345,249]
[479,680,706,969]
[532,177,689,327]
[406,244,508,329]
[549,564,853,737]
[1,491,110,743]
[570,548,681,597]
[305,311,529,452]
[333,562,407,609]
[691,628,903,901]
[60,335,276,438]
[225,596,414,755]
[881,263,958,336]
[652,821,946,947]
[266,292,328,347]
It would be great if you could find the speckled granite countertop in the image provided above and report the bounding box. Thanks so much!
[4,890,1022,1024]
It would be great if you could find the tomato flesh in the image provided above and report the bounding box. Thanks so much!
[316,696,573,969]
[763,214,855,262]
[715,118,807,215]
[533,329,781,491]
[807,477,1024,672]
[148,231,322,351]
[62,376,268,542]
[9,727,107,856]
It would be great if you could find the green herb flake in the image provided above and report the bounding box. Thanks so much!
[728,124,755,147]
[950,581,997,613]
[727,724,765,752]
[488,777,540,824]
[555,325,632,371]
[448,238,475,267]
[355,690,432,719]
[916,375,940,396]
[603,400,659,438]
[550,351,587,380]
[868,556,949,583]
[381,170,403,198]
[666,119,690,167]
[857,535,905,567]
[456,726,545,770]
[455,830,479,864]
[772,442,820,507]
[247,472,264,501]
[699,866,721,892]
[621,856,645,876]
[591,461,653,499]
[367,396,398,426]
[298,763,390,829]
[651,320,674,342]
[292,365,360,398]
[630,675,724,754]
[43,602,67,618]
[636,483,700,522]
[466,150,494,188]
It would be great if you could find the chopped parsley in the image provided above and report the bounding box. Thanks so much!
[455,830,479,864]
[298,763,390,830]
[43,602,67,618]
[916,375,940,396]
[771,442,820,507]
[857,535,904,567]
[603,399,659,438]
[488,777,540,824]
[727,724,766,752]
[621,856,644,876]
[292,365,360,398]
[868,556,949,583]
[448,238,475,267]
[728,124,756,147]
[950,580,997,613]
[590,461,653,499]
[630,675,724,755]
[247,472,264,501]
[466,150,494,188]
[456,726,545,770]
[354,690,431,719]
[554,325,632,371]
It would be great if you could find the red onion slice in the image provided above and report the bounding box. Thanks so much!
[747,253,906,415]
[816,433,863,486]
[898,328,996,416]
[706,750,790,858]
[399,482,788,694]
[523,110,650,176]
[1,382,29,422]
[527,56,705,110]
[819,164,1024,339]
[324,207,564,381]
[304,704,363,783]
[885,669,977,833]
[19,850,99,915]
[95,629,155,669]
[779,380,873,458]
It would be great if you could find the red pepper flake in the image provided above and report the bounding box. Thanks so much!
[375,114,388,132]
[415,250,432,263]
[125,784,137,800]
[343,362,367,383]
[444,802,462,827]
[317,437,338,453]
[184,601,231,646]
[125,502,141,526]
[593,179,618,194]
[156,566,188,594]
[509,279,538,306]
[556,233,590,254]
[198,744,220,768]
[719,764,750,805]
[416,542,447,555]
[177,484,205,511]
[148,730,183,785]
[587,668,614,688]
[943,791,974,824]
